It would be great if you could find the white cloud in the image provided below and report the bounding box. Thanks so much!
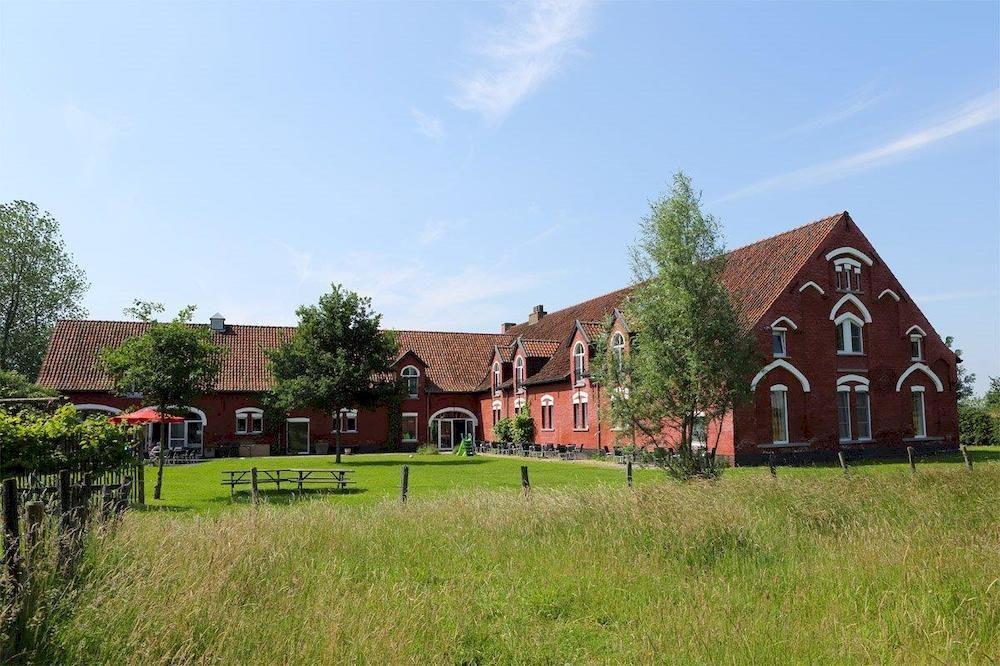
[418,219,450,245]
[451,0,595,123]
[410,107,445,140]
[718,90,1000,203]
[778,81,888,137]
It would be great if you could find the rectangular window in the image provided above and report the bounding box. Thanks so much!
[910,336,922,360]
[335,410,358,433]
[850,322,863,354]
[251,414,263,434]
[542,404,553,430]
[836,323,845,352]
[770,390,788,444]
[492,407,501,424]
[855,391,871,440]
[236,414,248,435]
[692,414,707,448]
[837,390,852,441]
[837,321,863,354]
[573,402,588,430]
[401,413,418,442]
[911,392,926,438]
[772,330,786,356]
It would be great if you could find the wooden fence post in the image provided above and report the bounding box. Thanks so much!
[960,445,972,471]
[838,452,849,476]
[136,462,145,506]
[117,479,131,515]
[251,467,260,505]
[25,500,44,562]
[626,460,633,488]
[2,478,22,587]
[906,446,916,473]
[769,453,777,478]
[101,486,113,520]
[58,470,72,566]
[520,466,530,495]
[400,465,409,504]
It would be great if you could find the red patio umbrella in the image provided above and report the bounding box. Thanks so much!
[109,407,185,425]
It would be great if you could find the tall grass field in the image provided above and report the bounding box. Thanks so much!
[7,458,998,664]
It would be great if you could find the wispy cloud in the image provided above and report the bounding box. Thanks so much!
[451,0,595,123]
[778,81,888,137]
[410,107,445,140]
[718,90,1000,203]
[417,219,452,245]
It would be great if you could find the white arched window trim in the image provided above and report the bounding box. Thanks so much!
[428,407,479,426]
[750,359,811,393]
[491,399,502,410]
[825,247,874,266]
[829,293,872,323]
[895,363,944,392]
[73,403,122,415]
[540,394,554,406]
[235,407,264,435]
[833,257,862,269]
[836,374,870,386]
[492,362,501,392]
[514,356,525,389]
[799,281,825,295]
[513,397,526,409]
[572,391,588,404]
[834,311,865,327]
[906,325,927,337]
[878,289,901,302]
[401,365,420,397]
[164,405,207,424]
[770,316,798,331]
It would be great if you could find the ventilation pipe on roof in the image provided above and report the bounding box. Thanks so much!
[209,313,226,332]
[528,305,546,325]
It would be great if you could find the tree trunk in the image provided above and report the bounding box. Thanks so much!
[153,410,167,500]
[334,407,342,464]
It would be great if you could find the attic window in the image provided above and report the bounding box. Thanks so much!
[573,342,586,383]
[772,329,787,357]
[492,362,501,392]
[401,365,419,398]
[514,356,525,389]
[910,335,923,361]
[834,258,862,292]
[611,332,625,370]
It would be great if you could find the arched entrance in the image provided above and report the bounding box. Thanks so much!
[146,407,206,453]
[428,408,478,452]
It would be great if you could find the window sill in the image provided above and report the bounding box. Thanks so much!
[839,438,873,445]
[772,353,788,359]
[758,441,808,449]
[572,428,589,432]
[402,439,417,443]
[407,395,419,400]
[541,428,555,432]
[836,352,865,357]
[333,431,358,435]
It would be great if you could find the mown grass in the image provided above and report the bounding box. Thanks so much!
[20,459,1000,664]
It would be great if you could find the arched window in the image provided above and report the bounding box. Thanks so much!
[235,407,264,435]
[491,400,502,425]
[611,332,625,370]
[836,376,871,442]
[573,342,586,382]
[572,391,588,430]
[513,396,526,411]
[834,257,862,292]
[540,395,554,431]
[835,313,864,355]
[514,356,525,389]
[401,365,420,398]
[906,326,927,361]
[492,362,501,392]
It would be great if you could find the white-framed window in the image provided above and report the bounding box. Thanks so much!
[837,388,852,441]
[911,387,927,438]
[401,413,418,442]
[513,396,526,411]
[540,394,554,431]
[572,391,588,430]
[692,413,707,449]
[910,335,923,361]
[573,342,586,383]
[611,332,625,371]
[855,389,872,440]
[235,407,264,435]
[772,329,787,357]
[491,400,502,425]
[770,385,789,444]
[333,408,358,433]
[834,258,862,292]
[514,356,525,389]
[492,362,502,392]
[401,365,420,398]
[835,313,864,355]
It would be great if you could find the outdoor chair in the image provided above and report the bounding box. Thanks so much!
[556,444,567,459]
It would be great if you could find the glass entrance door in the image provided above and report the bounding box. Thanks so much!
[287,420,310,454]
[438,420,453,451]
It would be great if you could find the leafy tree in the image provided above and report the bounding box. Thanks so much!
[267,284,399,464]
[0,369,59,399]
[944,336,976,403]
[99,302,224,499]
[0,201,88,377]
[593,172,756,479]
[511,407,535,445]
[492,417,514,443]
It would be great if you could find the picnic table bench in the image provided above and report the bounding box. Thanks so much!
[221,468,355,496]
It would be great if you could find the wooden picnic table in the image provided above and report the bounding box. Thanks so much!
[221,468,355,496]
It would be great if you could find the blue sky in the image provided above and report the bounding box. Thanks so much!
[1,1,997,392]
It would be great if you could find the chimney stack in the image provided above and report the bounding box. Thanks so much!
[501,322,516,333]
[528,304,546,325]
[209,313,226,332]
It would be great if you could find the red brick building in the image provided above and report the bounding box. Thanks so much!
[37,212,960,463]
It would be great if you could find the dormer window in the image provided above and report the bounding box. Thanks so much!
[492,362,502,392]
[514,356,525,390]
[610,332,625,371]
[401,365,420,398]
[573,342,586,383]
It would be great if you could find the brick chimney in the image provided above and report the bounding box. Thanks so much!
[501,322,516,333]
[528,304,546,325]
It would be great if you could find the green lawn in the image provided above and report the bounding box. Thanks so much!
[143,447,1000,514]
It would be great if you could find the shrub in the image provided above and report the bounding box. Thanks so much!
[416,443,439,455]
[959,403,995,446]
[492,417,513,443]
[511,411,535,444]
[664,445,724,481]
[0,403,136,476]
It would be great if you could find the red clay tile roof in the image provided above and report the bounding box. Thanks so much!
[495,346,514,363]
[38,213,844,396]
[37,320,512,394]
[577,321,605,342]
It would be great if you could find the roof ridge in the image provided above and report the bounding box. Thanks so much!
[725,211,845,257]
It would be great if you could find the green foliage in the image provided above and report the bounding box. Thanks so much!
[511,408,535,444]
[99,302,224,411]
[958,403,995,446]
[416,443,439,455]
[945,336,976,403]
[0,200,89,377]
[0,369,59,399]
[0,403,135,476]
[492,417,513,443]
[594,172,755,478]
[266,284,399,423]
